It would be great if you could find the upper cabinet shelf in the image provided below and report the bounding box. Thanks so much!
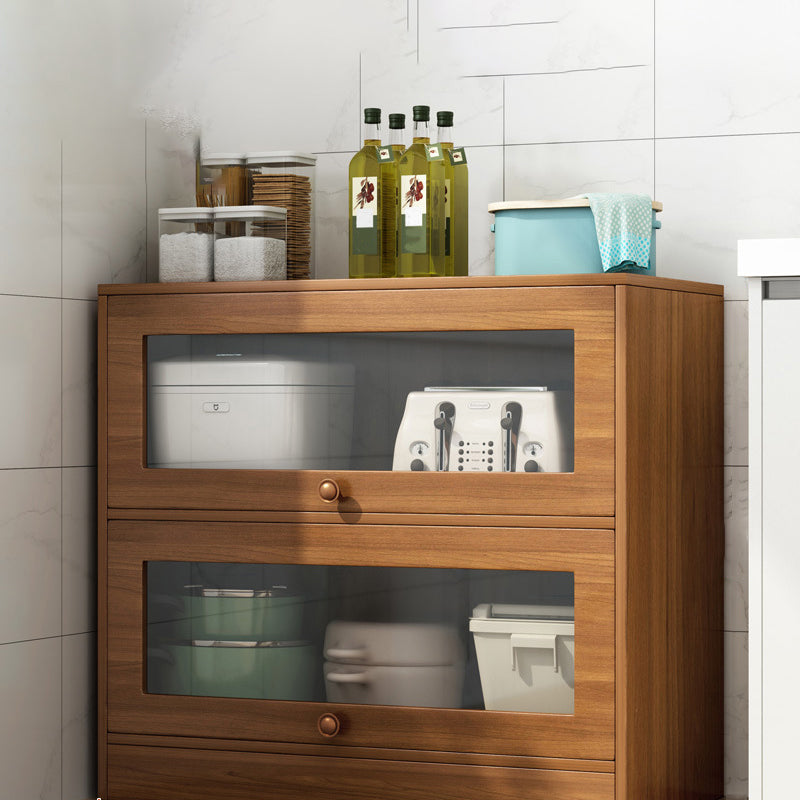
[99,275,722,518]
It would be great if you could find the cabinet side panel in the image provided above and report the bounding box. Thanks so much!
[616,286,724,800]
[97,294,108,798]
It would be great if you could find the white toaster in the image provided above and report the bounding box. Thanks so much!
[392,387,573,473]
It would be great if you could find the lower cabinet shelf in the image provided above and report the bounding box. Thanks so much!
[107,743,615,800]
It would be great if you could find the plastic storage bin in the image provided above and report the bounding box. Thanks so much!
[246,152,316,279]
[158,208,215,283]
[489,199,661,276]
[197,153,249,207]
[470,603,575,713]
[213,205,288,281]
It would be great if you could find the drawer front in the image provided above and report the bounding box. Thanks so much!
[103,285,615,516]
[107,744,615,800]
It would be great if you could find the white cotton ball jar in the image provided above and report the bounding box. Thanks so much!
[213,205,288,282]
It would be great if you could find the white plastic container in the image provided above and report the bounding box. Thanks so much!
[213,205,288,281]
[147,351,355,470]
[158,208,215,283]
[197,153,249,207]
[246,152,316,279]
[470,603,575,713]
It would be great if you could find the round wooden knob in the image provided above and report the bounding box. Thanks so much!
[317,713,341,738]
[318,479,340,503]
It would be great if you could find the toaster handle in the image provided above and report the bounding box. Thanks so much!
[501,402,522,472]
[434,402,455,471]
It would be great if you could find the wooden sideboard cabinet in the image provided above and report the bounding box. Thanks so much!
[97,274,724,800]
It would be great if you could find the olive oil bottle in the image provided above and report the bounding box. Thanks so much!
[397,105,446,277]
[378,113,405,275]
[349,108,392,278]
[437,111,469,276]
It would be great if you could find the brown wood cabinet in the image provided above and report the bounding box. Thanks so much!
[98,274,724,800]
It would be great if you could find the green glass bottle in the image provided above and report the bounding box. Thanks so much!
[437,111,469,276]
[379,113,405,275]
[397,105,446,277]
[349,108,392,278]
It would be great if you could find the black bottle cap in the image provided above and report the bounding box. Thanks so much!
[363,108,381,124]
[437,111,454,127]
[412,105,430,122]
[389,113,406,129]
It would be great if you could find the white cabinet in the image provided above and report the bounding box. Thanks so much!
[740,238,800,799]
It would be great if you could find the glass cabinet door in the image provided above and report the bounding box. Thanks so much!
[105,285,615,515]
[107,520,615,761]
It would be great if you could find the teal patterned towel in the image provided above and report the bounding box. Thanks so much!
[583,193,653,272]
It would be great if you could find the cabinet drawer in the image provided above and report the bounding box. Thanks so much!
[102,283,615,516]
[107,744,615,800]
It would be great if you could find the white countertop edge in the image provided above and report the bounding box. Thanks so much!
[738,238,800,277]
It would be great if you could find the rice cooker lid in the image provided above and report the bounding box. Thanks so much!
[150,353,355,388]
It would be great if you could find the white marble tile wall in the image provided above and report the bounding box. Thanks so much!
[2,0,786,796]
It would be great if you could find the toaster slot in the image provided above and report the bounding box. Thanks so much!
[434,402,456,471]
[500,402,522,472]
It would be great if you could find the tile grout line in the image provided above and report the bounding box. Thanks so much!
[59,136,64,800]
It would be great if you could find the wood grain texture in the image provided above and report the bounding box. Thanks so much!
[107,732,615,773]
[107,744,615,800]
[615,285,724,800]
[105,285,615,516]
[97,273,723,296]
[106,508,614,528]
[106,521,615,761]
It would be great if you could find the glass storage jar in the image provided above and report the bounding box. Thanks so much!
[158,207,215,283]
[213,205,288,282]
[197,153,249,207]
[245,152,316,279]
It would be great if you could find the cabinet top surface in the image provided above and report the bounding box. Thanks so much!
[98,274,723,297]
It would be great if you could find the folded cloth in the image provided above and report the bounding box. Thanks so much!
[583,193,653,272]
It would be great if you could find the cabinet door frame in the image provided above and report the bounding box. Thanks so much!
[104,285,615,516]
[107,520,615,761]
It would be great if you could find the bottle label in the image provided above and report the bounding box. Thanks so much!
[377,146,395,163]
[351,176,378,255]
[448,147,467,166]
[401,173,426,253]
[426,144,444,162]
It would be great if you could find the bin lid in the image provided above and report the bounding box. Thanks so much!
[470,603,574,635]
[213,204,287,221]
[488,199,662,213]
[158,207,215,222]
[472,603,574,621]
[201,153,247,166]
[245,151,317,168]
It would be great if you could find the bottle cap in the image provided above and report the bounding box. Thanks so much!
[363,108,381,124]
[437,111,454,127]
[412,105,430,122]
[389,113,406,129]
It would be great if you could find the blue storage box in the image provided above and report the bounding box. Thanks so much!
[489,199,662,276]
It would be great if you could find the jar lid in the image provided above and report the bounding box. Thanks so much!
[200,153,247,166]
[245,151,317,168]
[213,204,287,221]
[158,207,215,222]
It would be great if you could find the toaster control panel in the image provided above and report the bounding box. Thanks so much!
[454,440,496,471]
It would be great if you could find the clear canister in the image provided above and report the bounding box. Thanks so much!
[197,153,249,207]
[213,205,288,282]
[158,207,215,283]
[245,152,316,279]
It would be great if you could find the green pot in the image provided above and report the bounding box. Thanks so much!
[186,587,305,641]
